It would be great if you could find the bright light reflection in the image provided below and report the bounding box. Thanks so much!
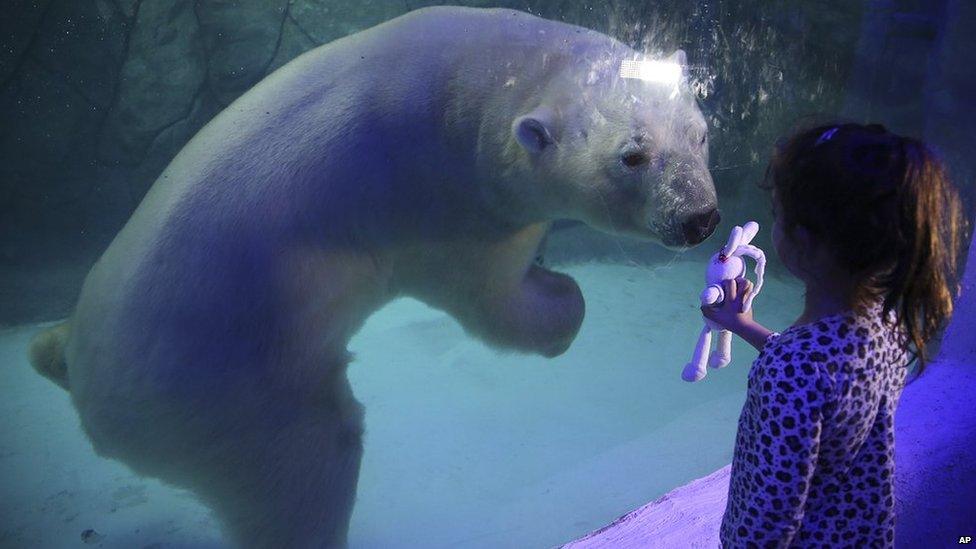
[619,59,683,85]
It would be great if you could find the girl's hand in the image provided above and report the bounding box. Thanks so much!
[701,277,755,333]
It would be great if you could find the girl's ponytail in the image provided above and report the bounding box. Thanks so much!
[765,123,970,374]
[880,138,967,372]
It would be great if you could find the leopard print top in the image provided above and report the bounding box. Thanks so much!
[720,300,911,548]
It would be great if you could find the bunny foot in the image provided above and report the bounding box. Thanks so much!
[682,361,708,382]
[708,351,731,369]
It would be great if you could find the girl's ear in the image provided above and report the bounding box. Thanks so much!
[791,224,824,272]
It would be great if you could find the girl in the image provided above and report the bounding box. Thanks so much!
[701,123,969,548]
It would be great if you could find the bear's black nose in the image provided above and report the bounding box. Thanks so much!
[681,208,721,245]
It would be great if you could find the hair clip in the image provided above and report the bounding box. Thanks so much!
[815,127,839,146]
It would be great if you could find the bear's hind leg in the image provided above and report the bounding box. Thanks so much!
[201,393,365,549]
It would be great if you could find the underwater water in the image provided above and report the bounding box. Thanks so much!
[1,260,803,548]
[1,1,973,548]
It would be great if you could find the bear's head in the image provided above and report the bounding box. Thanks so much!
[391,26,724,359]
[496,49,719,249]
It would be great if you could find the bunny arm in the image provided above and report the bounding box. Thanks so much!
[734,244,766,312]
[701,285,723,306]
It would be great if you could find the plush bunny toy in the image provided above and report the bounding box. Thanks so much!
[682,221,767,382]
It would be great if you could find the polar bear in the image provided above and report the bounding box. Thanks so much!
[29,6,718,548]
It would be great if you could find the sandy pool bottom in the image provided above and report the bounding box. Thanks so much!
[0,260,802,548]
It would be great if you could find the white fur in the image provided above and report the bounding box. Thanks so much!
[51,7,717,547]
[682,221,767,382]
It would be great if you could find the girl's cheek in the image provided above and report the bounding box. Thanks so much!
[771,220,783,257]
[772,219,792,272]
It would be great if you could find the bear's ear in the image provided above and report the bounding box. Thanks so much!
[513,107,556,154]
[669,50,689,80]
[670,49,688,67]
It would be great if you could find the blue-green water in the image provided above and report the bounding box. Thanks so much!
[1,259,802,548]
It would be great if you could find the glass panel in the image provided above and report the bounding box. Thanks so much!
[1,1,971,547]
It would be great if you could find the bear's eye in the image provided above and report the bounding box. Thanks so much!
[699,133,707,146]
[621,151,649,168]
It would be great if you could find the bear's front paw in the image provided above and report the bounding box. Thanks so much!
[487,263,585,357]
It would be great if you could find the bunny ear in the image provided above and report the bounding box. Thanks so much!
[722,225,743,257]
[740,221,759,245]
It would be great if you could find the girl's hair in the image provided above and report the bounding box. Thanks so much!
[762,122,970,373]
